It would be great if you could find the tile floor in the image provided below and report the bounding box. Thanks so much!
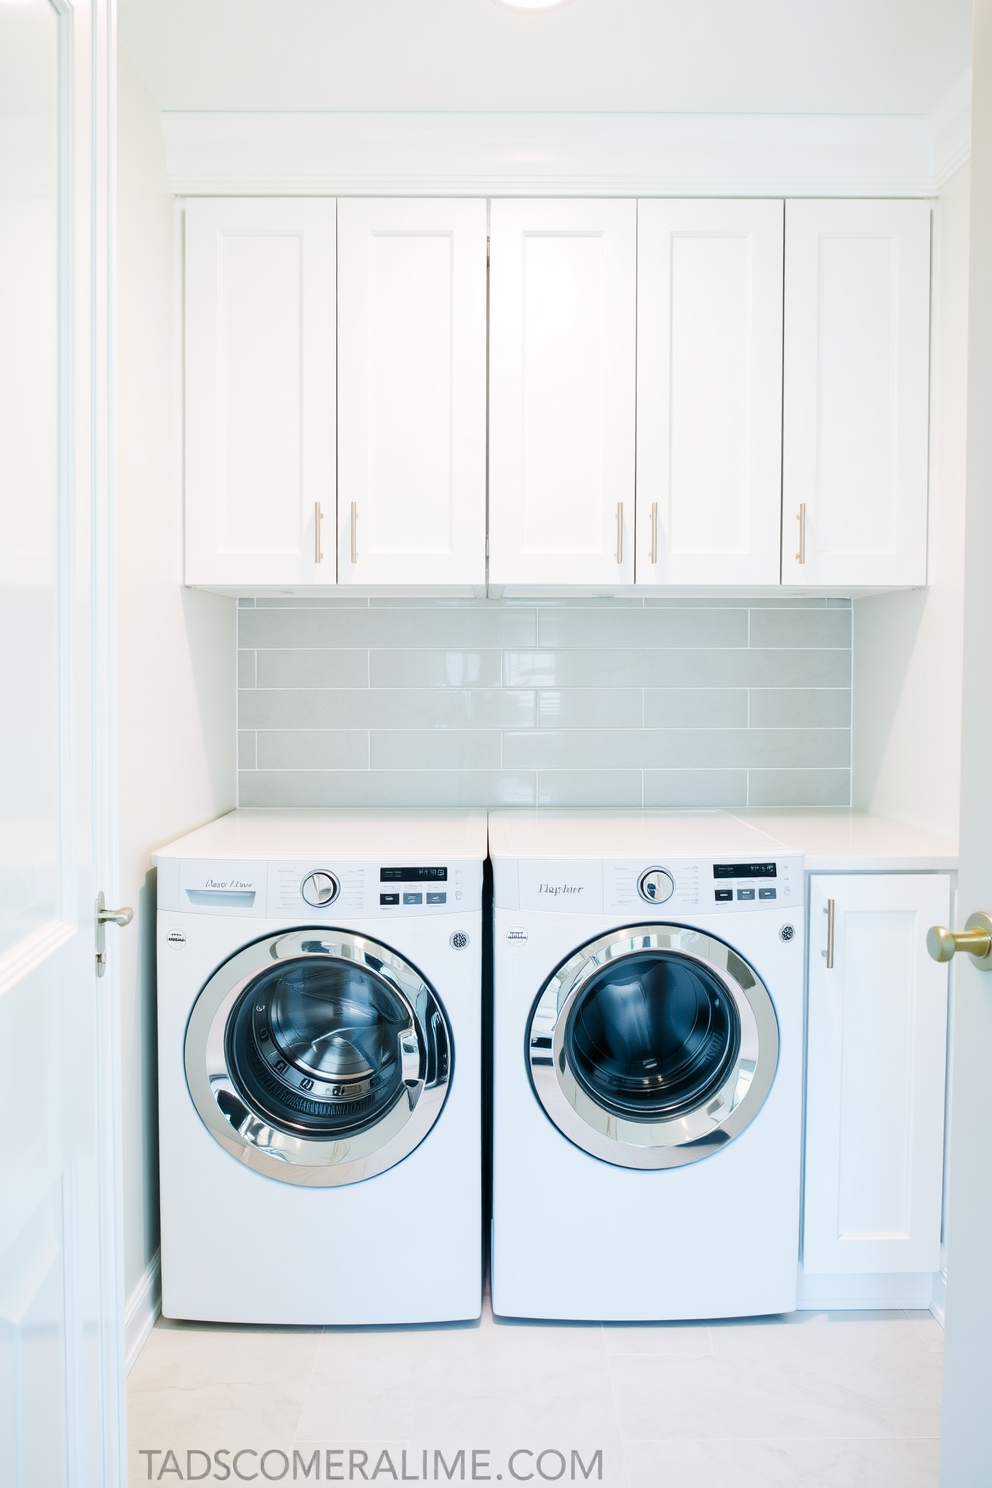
[128,1300,943,1487]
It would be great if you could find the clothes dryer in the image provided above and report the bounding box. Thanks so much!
[490,809,804,1321]
[155,808,486,1325]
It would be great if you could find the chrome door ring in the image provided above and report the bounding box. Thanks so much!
[527,923,778,1170]
[185,928,452,1187]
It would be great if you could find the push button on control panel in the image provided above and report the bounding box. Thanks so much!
[403,893,423,905]
[427,892,447,905]
[715,889,733,902]
[737,888,755,901]
[380,893,400,906]
[759,887,777,900]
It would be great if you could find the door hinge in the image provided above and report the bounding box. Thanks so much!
[96,891,133,976]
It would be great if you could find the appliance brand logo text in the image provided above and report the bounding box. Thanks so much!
[538,883,584,897]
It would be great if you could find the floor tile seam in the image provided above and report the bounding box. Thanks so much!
[616,1431,943,1444]
[291,1330,329,1444]
[245,725,855,733]
[602,1333,640,1474]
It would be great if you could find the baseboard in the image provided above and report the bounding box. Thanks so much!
[126,1249,161,1373]
[797,1267,936,1310]
[930,1267,947,1326]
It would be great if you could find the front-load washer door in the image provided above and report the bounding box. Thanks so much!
[185,929,451,1186]
[527,924,778,1170]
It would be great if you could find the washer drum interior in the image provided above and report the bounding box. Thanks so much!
[527,924,779,1170]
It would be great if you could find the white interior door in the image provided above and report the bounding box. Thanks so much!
[0,1,124,1484]
[782,199,931,587]
[804,874,949,1276]
[940,5,992,1476]
[488,199,636,589]
[337,198,487,590]
[184,198,336,589]
[636,199,784,586]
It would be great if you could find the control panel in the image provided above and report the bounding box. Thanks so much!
[506,855,801,914]
[158,858,479,916]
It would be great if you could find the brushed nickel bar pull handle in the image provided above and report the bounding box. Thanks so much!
[650,502,659,565]
[351,502,358,564]
[616,502,623,566]
[796,503,806,564]
[823,898,835,969]
[314,502,323,564]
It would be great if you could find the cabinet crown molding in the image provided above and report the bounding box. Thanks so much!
[163,83,971,199]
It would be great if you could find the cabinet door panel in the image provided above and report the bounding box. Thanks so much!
[782,201,931,587]
[337,199,487,587]
[637,200,784,585]
[804,873,949,1274]
[489,200,636,587]
[184,198,336,587]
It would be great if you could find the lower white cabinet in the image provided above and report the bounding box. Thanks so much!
[804,873,949,1275]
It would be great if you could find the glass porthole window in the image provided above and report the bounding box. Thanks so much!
[564,952,742,1123]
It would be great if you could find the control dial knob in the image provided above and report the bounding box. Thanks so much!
[638,868,675,905]
[301,870,340,908]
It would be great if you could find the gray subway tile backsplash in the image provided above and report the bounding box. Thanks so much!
[238,599,852,809]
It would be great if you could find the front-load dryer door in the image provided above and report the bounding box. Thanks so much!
[185,929,451,1186]
[527,924,778,1170]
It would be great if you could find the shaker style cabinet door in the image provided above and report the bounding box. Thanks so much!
[336,199,487,588]
[488,200,636,588]
[184,198,336,588]
[782,200,931,587]
[804,873,949,1275]
[636,200,784,586]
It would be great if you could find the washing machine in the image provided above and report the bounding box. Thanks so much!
[490,809,804,1321]
[154,807,486,1325]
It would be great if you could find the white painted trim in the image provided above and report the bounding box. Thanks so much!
[929,69,972,190]
[797,1267,937,1311]
[161,84,971,200]
[125,1250,161,1372]
[931,1266,948,1326]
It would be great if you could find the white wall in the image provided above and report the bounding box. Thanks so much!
[851,164,970,840]
[116,48,236,1357]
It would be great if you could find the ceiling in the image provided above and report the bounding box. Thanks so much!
[119,0,971,117]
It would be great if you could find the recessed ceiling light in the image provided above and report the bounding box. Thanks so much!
[493,0,573,10]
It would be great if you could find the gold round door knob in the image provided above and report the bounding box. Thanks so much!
[927,912,992,969]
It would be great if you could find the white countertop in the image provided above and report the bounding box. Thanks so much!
[487,809,957,872]
[487,809,793,861]
[734,810,958,871]
[153,808,489,861]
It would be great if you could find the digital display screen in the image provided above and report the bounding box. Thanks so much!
[380,866,448,883]
[713,862,777,879]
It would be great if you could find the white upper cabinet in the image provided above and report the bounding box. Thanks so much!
[636,200,784,586]
[488,200,636,589]
[184,198,336,588]
[804,873,949,1276]
[782,200,932,588]
[336,199,487,589]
